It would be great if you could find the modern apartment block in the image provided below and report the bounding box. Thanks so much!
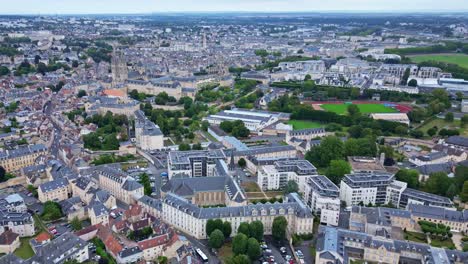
[257,159,318,192]
[339,172,453,209]
[304,176,340,226]
[167,150,226,179]
[0,144,48,172]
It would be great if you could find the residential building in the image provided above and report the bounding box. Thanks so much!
[315,226,468,264]
[304,176,340,226]
[162,192,313,239]
[95,166,144,205]
[28,232,89,264]
[462,99,468,113]
[257,160,318,192]
[167,150,226,179]
[0,195,35,237]
[285,128,328,143]
[134,110,164,151]
[0,144,47,172]
[38,178,70,203]
[89,203,110,226]
[408,204,468,233]
[0,231,20,254]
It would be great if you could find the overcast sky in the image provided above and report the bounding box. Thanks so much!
[2,0,468,14]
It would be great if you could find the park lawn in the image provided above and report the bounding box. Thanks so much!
[417,118,467,137]
[288,120,323,130]
[404,231,427,244]
[218,242,233,261]
[321,104,398,115]
[409,54,468,69]
[242,182,261,192]
[14,237,34,259]
[430,237,456,249]
[264,191,284,199]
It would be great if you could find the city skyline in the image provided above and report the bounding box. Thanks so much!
[1,0,468,15]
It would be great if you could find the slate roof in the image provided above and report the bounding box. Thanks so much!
[446,136,468,148]
[38,178,68,193]
[408,204,468,223]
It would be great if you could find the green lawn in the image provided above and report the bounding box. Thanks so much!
[321,104,398,115]
[218,242,233,261]
[410,54,468,69]
[14,237,34,259]
[404,231,427,244]
[288,120,323,130]
[430,236,456,249]
[417,118,467,137]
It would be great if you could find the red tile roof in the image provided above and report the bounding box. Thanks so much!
[137,234,169,250]
[34,232,51,243]
[0,230,19,245]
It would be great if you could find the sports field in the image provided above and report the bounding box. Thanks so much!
[409,54,468,69]
[288,120,322,130]
[321,103,398,115]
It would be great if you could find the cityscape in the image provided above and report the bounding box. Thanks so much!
[0,1,467,264]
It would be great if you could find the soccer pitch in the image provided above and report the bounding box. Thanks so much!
[409,54,468,69]
[321,104,399,114]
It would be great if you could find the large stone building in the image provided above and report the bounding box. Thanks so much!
[162,192,313,239]
[38,178,70,203]
[0,194,35,237]
[134,110,164,151]
[0,144,47,172]
[95,166,144,204]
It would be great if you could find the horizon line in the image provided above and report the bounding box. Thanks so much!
[1,10,468,16]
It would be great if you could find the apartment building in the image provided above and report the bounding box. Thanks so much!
[315,226,467,264]
[134,110,164,150]
[304,176,340,226]
[162,192,313,239]
[340,172,454,209]
[285,128,328,143]
[408,204,468,233]
[95,166,144,205]
[38,178,70,203]
[28,232,90,264]
[257,159,318,192]
[0,144,47,172]
[89,203,110,226]
[350,206,414,239]
[0,194,35,237]
[167,150,226,179]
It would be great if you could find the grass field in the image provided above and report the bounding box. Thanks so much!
[321,104,398,115]
[288,120,322,130]
[409,54,468,69]
[430,236,456,249]
[14,237,34,259]
[404,231,427,244]
[417,118,467,137]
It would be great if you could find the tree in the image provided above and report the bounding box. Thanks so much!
[178,143,191,151]
[41,201,63,221]
[408,79,418,87]
[138,173,152,196]
[460,181,468,203]
[325,160,351,184]
[237,222,250,237]
[0,66,10,76]
[72,60,79,68]
[445,112,454,122]
[425,172,451,196]
[427,127,438,137]
[238,158,246,168]
[284,180,299,194]
[208,229,225,249]
[446,183,458,199]
[206,219,224,238]
[246,238,261,260]
[77,90,87,98]
[70,216,82,231]
[347,104,360,117]
[305,136,344,167]
[220,121,234,133]
[232,233,248,255]
[461,115,468,128]
[454,165,468,193]
[222,221,232,238]
[344,138,377,157]
[248,221,264,242]
[272,216,288,242]
[225,254,251,264]
[395,169,420,189]
[157,256,168,264]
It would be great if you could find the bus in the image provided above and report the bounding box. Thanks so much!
[195,248,208,263]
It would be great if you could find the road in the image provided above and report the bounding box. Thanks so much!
[43,99,63,158]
